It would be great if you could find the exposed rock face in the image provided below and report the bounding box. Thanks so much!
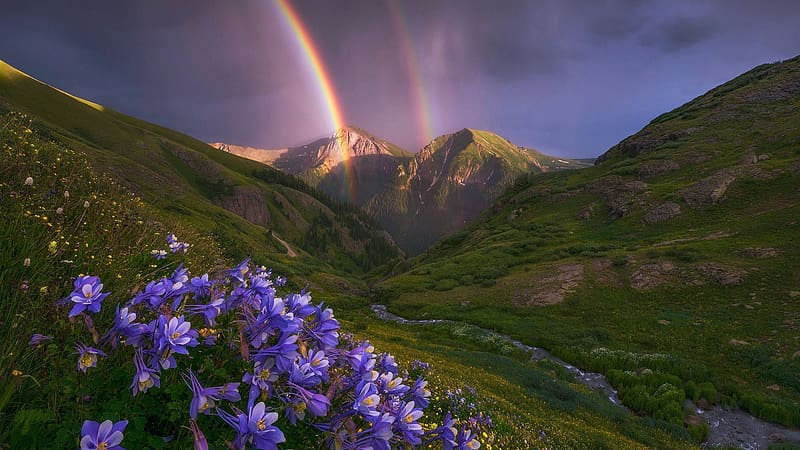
[637,160,680,178]
[220,186,270,228]
[513,263,584,306]
[682,170,737,207]
[272,127,410,176]
[696,263,744,285]
[585,177,648,218]
[738,247,780,259]
[644,202,682,224]
[577,204,594,220]
[631,261,676,290]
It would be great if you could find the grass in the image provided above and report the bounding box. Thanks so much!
[378,55,800,431]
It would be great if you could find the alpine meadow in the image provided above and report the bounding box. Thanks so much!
[1,1,800,449]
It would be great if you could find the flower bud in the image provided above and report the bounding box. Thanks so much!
[56,207,64,215]
[24,177,33,186]
[83,201,90,208]
[23,257,31,267]
[64,190,70,198]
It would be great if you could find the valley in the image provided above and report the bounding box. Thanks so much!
[1,52,800,449]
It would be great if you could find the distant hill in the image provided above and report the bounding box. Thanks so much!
[0,59,402,278]
[378,55,800,430]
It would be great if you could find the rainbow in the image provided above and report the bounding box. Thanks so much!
[387,0,435,148]
[275,0,356,200]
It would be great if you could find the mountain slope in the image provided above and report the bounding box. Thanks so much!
[367,128,564,254]
[378,55,800,435]
[0,59,401,279]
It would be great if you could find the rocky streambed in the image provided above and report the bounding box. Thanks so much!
[370,304,800,449]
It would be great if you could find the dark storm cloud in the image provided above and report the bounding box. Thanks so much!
[1,0,799,156]
[640,16,718,52]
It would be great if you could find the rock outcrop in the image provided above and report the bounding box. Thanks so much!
[682,170,737,207]
[643,202,682,224]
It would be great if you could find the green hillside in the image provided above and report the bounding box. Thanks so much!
[0,59,401,279]
[378,55,800,434]
[0,60,697,448]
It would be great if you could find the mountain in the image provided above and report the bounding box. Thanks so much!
[366,128,586,254]
[0,59,402,278]
[218,127,590,254]
[213,126,413,206]
[378,55,800,431]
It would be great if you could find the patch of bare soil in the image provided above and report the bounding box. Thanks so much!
[513,263,584,306]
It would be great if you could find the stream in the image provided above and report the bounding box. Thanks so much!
[370,304,800,449]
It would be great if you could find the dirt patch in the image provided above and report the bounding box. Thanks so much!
[513,263,585,306]
[589,258,624,287]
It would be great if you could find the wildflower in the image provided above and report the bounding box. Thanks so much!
[56,207,64,214]
[76,343,106,373]
[354,381,381,419]
[188,420,208,450]
[24,176,33,186]
[184,369,241,419]
[23,257,30,267]
[394,400,423,445]
[379,372,409,396]
[64,190,70,198]
[48,240,58,254]
[79,419,128,450]
[29,333,53,347]
[243,358,280,399]
[65,275,110,318]
[131,349,160,395]
[219,402,285,450]
[84,200,90,208]
[151,249,167,260]
[410,376,431,408]
[11,370,22,376]
[157,315,199,359]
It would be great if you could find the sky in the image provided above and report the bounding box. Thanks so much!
[1,0,799,158]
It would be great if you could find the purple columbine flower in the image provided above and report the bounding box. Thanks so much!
[219,402,285,450]
[29,333,53,347]
[188,419,208,450]
[409,376,431,408]
[394,400,424,445]
[184,369,241,419]
[130,349,160,395]
[228,258,251,285]
[379,372,409,396]
[298,348,329,382]
[76,343,106,373]
[158,315,199,356]
[355,413,395,450]
[189,273,213,298]
[66,275,110,318]
[354,381,381,419]
[79,419,127,450]
[243,359,279,400]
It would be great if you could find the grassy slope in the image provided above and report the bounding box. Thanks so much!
[379,56,800,428]
[0,59,399,283]
[0,67,693,448]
